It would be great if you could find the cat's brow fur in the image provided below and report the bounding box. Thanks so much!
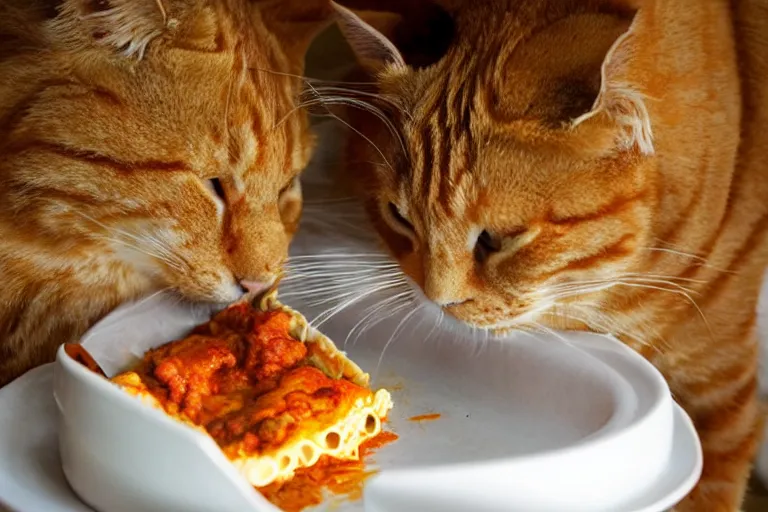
[335,0,768,509]
[0,0,331,386]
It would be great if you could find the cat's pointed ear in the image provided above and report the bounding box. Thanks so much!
[571,6,654,155]
[331,2,406,73]
[53,0,178,59]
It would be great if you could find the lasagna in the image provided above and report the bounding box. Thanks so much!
[108,297,393,488]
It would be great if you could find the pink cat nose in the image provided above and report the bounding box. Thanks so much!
[240,278,275,296]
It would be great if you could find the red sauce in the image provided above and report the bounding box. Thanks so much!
[409,413,442,422]
[258,430,399,512]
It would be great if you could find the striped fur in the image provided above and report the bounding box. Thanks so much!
[0,0,332,386]
[335,0,768,509]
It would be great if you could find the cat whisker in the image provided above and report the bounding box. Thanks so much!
[540,276,700,305]
[621,272,707,284]
[288,253,394,261]
[299,216,374,237]
[470,326,492,358]
[642,246,734,274]
[281,277,406,303]
[285,261,399,270]
[545,304,665,356]
[306,85,412,120]
[572,302,672,352]
[611,281,715,342]
[537,283,618,304]
[346,289,414,347]
[305,95,408,157]
[281,273,398,291]
[288,267,393,275]
[138,232,191,271]
[311,281,409,328]
[300,82,398,173]
[283,271,399,282]
[248,66,378,87]
[286,258,397,266]
[284,264,399,275]
[75,211,188,273]
[344,293,406,348]
[93,235,185,273]
[302,197,357,205]
[527,320,571,346]
[545,274,702,293]
[421,309,444,346]
[374,300,421,377]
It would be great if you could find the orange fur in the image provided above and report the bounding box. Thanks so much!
[0,0,332,386]
[333,0,768,509]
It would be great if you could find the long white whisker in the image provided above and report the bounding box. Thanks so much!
[285,279,407,307]
[374,301,421,377]
[351,292,415,347]
[311,282,409,328]
[344,295,403,348]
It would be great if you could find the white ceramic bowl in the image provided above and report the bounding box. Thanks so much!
[53,292,701,512]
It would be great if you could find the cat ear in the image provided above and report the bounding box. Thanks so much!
[571,7,654,155]
[53,0,178,59]
[331,2,406,73]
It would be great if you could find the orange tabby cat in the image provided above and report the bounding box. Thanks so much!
[332,0,768,509]
[0,0,331,387]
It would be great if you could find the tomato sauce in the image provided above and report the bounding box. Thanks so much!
[258,431,399,512]
[409,413,442,422]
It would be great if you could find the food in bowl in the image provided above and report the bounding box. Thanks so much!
[99,299,393,489]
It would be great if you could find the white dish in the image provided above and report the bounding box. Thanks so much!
[0,309,701,512]
[37,286,699,512]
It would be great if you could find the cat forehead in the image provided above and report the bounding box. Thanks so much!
[383,1,636,120]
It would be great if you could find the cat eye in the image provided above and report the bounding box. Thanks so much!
[279,176,299,197]
[208,178,226,201]
[474,230,502,262]
[388,202,414,231]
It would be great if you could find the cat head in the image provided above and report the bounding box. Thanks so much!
[0,0,332,304]
[333,0,658,330]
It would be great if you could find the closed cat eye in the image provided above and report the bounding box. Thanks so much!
[388,202,414,231]
[279,176,299,196]
[474,230,501,262]
[207,178,226,201]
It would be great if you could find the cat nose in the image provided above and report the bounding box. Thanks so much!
[239,277,276,296]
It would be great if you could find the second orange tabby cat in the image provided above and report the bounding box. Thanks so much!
[331,0,768,510]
